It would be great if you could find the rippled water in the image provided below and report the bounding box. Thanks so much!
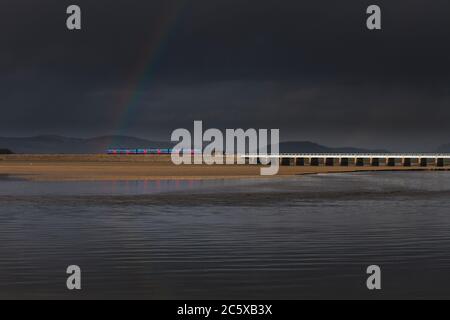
[1,172,450,299]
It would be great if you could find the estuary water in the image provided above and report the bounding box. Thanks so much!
[1,172,450,299]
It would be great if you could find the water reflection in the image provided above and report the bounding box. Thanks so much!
[1,172,450,299]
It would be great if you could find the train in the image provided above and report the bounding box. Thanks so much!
[106,148,201,155]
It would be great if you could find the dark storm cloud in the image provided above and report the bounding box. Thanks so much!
[1,0,450,150]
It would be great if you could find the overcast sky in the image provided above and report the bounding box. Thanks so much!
[1,0,450,151]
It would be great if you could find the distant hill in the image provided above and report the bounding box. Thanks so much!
[276,141,389,154]
[435,143,450,153]
[0,135,170,154]
[0,135,389,154]
[0,148,13,154]
[242,140,388,154]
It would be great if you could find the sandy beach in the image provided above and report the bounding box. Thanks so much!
[0,154,447,181]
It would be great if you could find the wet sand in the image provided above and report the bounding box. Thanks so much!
[0,154,448,181]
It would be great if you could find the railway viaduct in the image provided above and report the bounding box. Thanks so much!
[242,153,450,167]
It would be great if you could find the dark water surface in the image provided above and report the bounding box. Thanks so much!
[1,172,450,299]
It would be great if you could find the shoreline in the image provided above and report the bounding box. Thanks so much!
[0,154,449,182]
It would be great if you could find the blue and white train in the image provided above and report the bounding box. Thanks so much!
[106,148,201,155]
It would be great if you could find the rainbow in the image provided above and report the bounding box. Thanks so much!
[110,0,189,146]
